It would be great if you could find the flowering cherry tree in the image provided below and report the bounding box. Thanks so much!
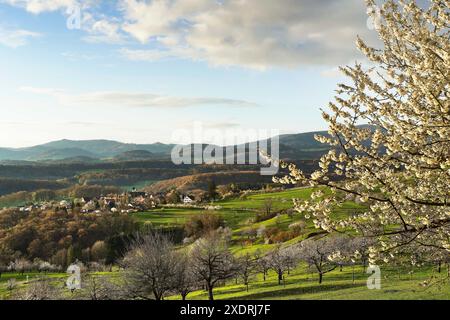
[275,0,449,263]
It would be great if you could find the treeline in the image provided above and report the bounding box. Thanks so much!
[0,159,318,182]
[76,168,191,186]
[0,207,138,267]
[0,160,193,180]
[0,178,70,196]
[0,160,264,180]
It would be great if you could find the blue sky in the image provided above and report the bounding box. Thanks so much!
[0,0,379,147]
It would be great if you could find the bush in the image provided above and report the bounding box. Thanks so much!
[184,213,225,239]
[255,211,278,223]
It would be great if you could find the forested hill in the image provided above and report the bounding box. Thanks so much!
[0,128,337,161]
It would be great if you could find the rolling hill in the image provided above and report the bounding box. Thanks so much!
[0,140,175,161]
[144,171,274,194]
[0,127,356,161]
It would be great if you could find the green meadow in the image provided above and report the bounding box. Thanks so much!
[1,187,448,300]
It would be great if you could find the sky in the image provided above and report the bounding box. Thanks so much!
[0,0,381,148]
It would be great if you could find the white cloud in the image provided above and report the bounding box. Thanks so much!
[81,13,127,44]
[19,86,258,108]
[2,0,79,13]
[2,1,125,44]
[3,0,380,69]
[118,0,379,69]
[0,27,41,48]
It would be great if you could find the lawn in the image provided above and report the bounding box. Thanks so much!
[0,272,67,299]
[132,187,365,256]
[3,187,446,300]
[179,264,450,300]
[2,264,448,300]
[133,187,318,230]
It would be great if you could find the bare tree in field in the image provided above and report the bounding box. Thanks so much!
[282,246,299,275]
[297,237,340,284]
[190,232,237,301]
[10,258,32,275]
[262,199,273,217]
[173,251,198,301]
[75,274,119,300]
[236,253,255,292]
[16,277,62,300]
[120,233,178,300]
[254,249,270,281]
[266,245,293,285]
[330,237,375,284]
[350,237,374,272]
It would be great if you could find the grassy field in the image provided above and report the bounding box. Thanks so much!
[0,272,65,299]
[2,264,448,300]
[131,187,362,255]
[182,264,450,300]
[2,187,448,300]
[3,264,447,300]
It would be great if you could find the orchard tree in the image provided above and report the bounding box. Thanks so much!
[236,253,255,292]
[74,274,119,300]
[10,258,32,275]
[274,0,450,263]
[254,249,271,281]
[266,245,293,285]
[120,233,179,300]
[190,231,237,301]
[173,251,198,301]
[16,277,62,300]
[297,237,340,284]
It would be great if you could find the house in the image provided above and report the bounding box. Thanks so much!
[183,196,194,204]
[59,200,71,208]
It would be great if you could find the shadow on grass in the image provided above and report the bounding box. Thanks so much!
[226,283,365,300]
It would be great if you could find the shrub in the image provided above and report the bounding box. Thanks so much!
[184,213,225,239]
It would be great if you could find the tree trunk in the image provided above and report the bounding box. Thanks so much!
[263,271,266,282]
[153,290,162,301]
[438,261,441,273]
[181,293,187,301]
[207,283,214,301]
[277,270,282,285]
[319,273,323,284]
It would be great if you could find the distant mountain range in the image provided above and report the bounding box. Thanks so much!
[0,129,334,161]
[0,140,175,161]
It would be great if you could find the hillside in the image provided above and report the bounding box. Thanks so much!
[144,171,274,194]
[30,148,99,161]
[113,150,156,161]
[0,128,340,161]
[0,140,175,161]
[0,178,70,196]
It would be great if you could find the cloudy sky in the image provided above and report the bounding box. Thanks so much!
[0,0,380,147]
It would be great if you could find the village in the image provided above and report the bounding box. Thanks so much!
[16,188,199,214]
